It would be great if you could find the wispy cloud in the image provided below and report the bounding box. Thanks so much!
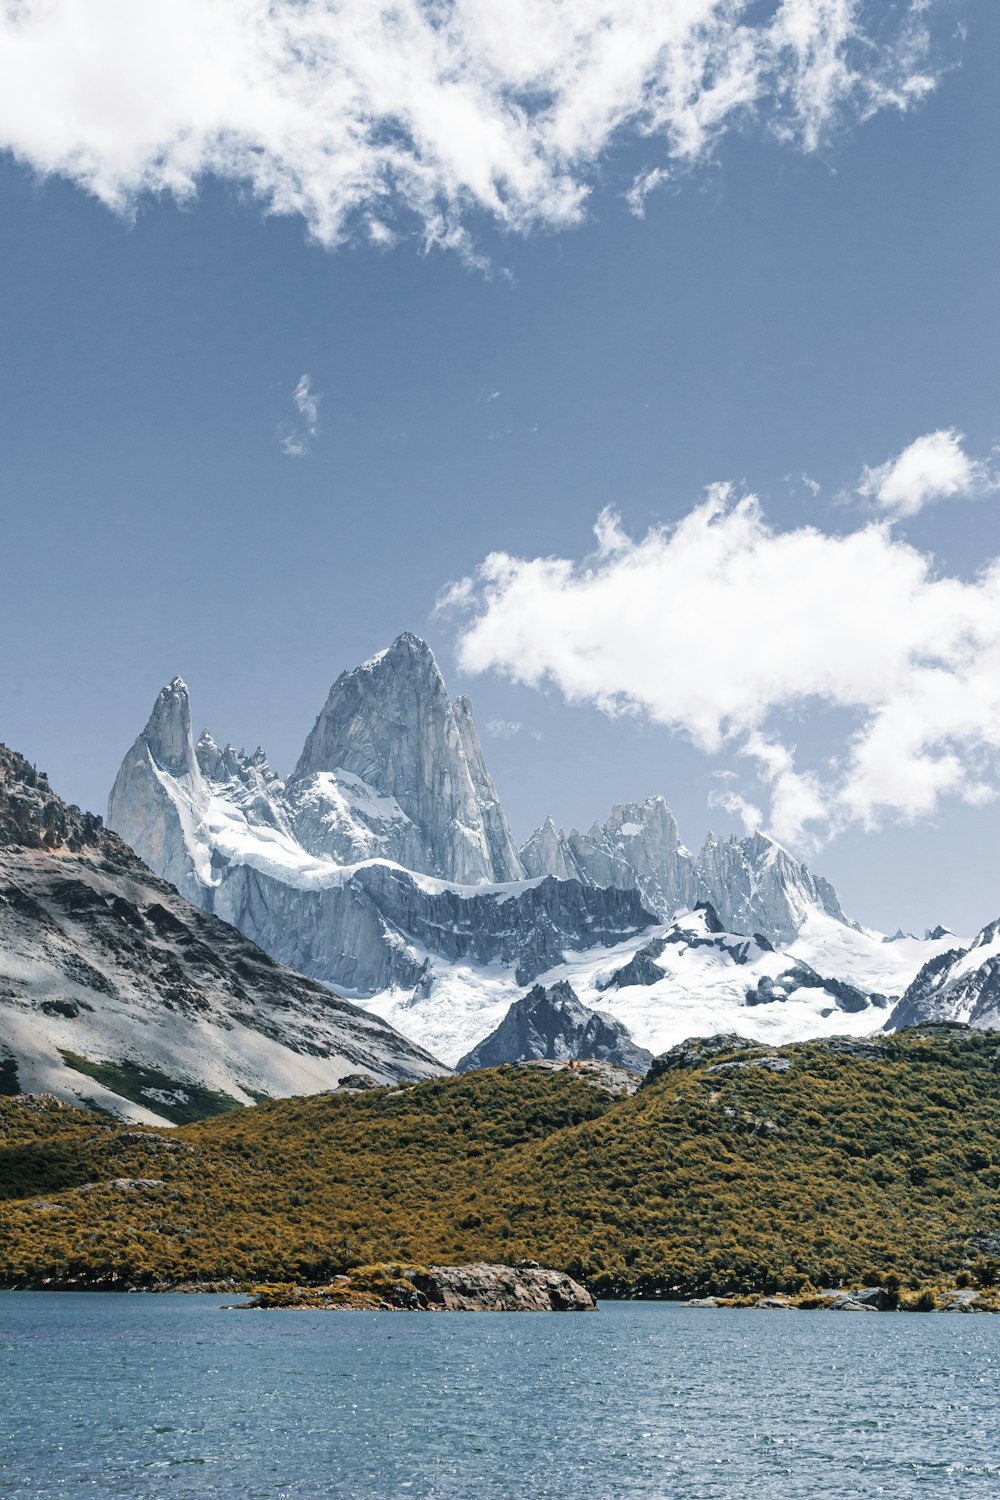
[485,717,523,739]
[0,1,952,255]
[857,428,996,518]
[279,373,320,458]
[442,460,1000,851]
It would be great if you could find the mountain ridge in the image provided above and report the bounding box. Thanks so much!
[105,633,959,1065]
[0,740,444,1123]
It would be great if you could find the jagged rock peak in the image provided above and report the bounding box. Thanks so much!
[293,633,523,884]
[0,742,106,853]
[456,979,653,1074]
[521,816,583,882]
[295,632,449,782]
[521,794,697,917]
[886,920,996,1032]
[520,802,849,945]
[141,676,196,779]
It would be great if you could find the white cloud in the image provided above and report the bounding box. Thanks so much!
[485,717,524,739]
[858,428,994,517]
[279,372,320,457]
[0,1,948,253]
[293,374,319,431]
[444,483,1000,850]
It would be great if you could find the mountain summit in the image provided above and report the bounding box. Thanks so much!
[104,632,935,1067]
[294,632,523,883]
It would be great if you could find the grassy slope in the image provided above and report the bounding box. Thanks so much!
[3,1026,1000,1296]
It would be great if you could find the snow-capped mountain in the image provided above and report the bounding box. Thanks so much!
[366,902,959,1066]
[107,639,655,998]
[520,800,845,944]
[106,633,957,1069]
[887,919,1000,1031]
[0,742,443,1125]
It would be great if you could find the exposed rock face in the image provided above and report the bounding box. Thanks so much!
[643,1034,774,1083]
[569,798,701,916]
[456,980,653,1074]
[207,862,654,995]
[695,831,846,944]
[887,920,1000,1031]
[294,634,523,883]
[597,942,668,990]
[107,639,656,1001]
[107,678,207,902]
[1,741,444,1124]
[520,816,584,883]
[520,803,847,946]
[743,963,875,1013]
[516,1058,646,1097]
[411,1263,596,1312]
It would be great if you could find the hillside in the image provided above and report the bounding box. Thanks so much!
[0,742,443,1124]
[4,1024,1000,1297]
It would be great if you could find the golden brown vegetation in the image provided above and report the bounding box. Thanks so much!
[3,1026,1000,1298]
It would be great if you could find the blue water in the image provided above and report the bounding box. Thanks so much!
[1,1294,999,1498]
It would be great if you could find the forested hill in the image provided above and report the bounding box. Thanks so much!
[4,1025,1000,1298]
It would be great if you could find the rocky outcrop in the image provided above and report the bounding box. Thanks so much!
[243,1262,597,1312]
[456,980,653,1073]
[412,1263,596,1312]
[1,741,444,1124]
[516,1058,646,1097]
[743,963,875,1013]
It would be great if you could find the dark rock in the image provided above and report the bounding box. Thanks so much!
[456,981,653,1073]
[107,1131,190,1155]
[335,1072,380,1091]
[642,1034,759,1083]
[695,901,725,933]
[743,962,872,1013]
[707,1054,791,1074]
[596,944,666,991]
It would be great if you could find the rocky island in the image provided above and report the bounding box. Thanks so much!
[237,1262,597,1312]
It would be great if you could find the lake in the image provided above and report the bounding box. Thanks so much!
[1,1293,999,1497]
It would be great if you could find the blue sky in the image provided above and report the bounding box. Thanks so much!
[1,0,998,933]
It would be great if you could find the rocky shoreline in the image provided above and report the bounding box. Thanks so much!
[686,1284,1000,1313]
